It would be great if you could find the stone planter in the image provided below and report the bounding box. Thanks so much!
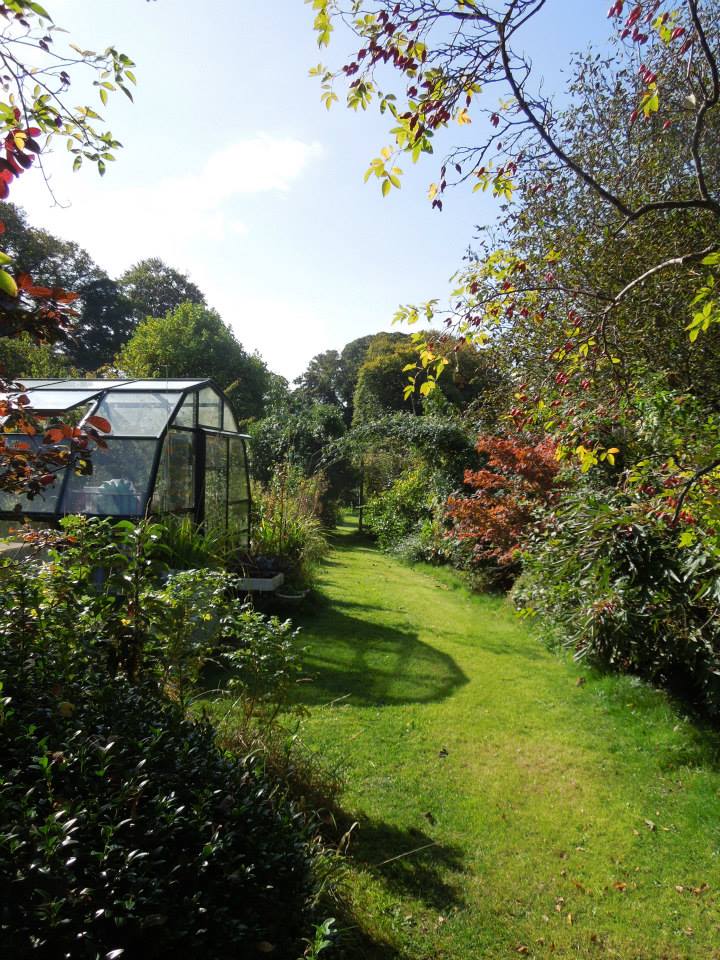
[234,572,285,593]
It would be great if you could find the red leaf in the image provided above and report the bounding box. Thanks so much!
[44,427,65,444]
[86,415,111,433]
[50,289,80,303]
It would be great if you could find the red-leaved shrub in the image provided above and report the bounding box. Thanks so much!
[446,435,559,572]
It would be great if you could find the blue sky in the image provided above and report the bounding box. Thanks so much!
[18,0,609,380]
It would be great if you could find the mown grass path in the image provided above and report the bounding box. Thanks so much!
[291,519,720,959]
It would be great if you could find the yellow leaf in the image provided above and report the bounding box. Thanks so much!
[457,107,472,125]
[428,182,438,201]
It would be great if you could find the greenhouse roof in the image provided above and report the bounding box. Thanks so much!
[3,378,247,437]
[15,377,212,396]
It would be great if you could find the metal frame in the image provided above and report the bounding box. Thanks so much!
[0,379,252,546]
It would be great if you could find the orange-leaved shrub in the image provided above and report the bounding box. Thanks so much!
[446,435,559,576]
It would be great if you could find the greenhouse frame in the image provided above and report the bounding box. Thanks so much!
[0,378,251,544]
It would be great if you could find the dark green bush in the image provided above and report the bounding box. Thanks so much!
[0,666,318,958]
[514,486,720,717]
[0,518,333,958]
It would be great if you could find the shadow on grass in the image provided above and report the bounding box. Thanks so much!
[290,604,468,708]
[330,921,404,960]
[348,816,466,914]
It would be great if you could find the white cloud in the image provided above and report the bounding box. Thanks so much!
[16,134,324,274]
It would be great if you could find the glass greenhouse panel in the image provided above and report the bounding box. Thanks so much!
[204,433,227,532]
[14,379,64,389]
[19,389,101,412]
[228,437,248,502]
[223,401,237,432]
[34,379,131,390]
[173,393,196,429]
[0,437,68,514]
[228,501,249,541]
[92,392,179,436]
[151,430,195,513]
[61,439,156,516]
[198,387,221,428]
[112,379,205,391]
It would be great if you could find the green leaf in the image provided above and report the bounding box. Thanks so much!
[381,177,391,197]
[0,269,18,297]
[27,1,52,19]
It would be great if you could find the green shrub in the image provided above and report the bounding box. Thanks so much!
[157,514,225,570]
[364,467,434,550]
[222,605,304,722]
[514,486,720,717]
[0,668,319,959]
[0,518,337,956]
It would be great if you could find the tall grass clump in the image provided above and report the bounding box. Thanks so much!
[252,463,329,587]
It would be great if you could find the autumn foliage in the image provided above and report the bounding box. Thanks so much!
[446,435,559,569]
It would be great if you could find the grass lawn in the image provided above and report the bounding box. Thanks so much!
[247,517,720,958]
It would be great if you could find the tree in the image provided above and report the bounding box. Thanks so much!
[312,0,720,517]
[119,257,206,322]
[115,303,272,421]
[248,398,350,504]
[0,203,134,370]
[352,334,420,423]
[294,333,411,423]
[294,349,344,408]
[0,333,73,380]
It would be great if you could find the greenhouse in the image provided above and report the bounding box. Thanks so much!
[0,378,251,544]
